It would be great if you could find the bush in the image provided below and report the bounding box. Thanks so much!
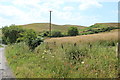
[51,31,63,37]
[2,25,24,44]
[2,25,44,50]
[17,29,43,50]
[29,36,43,50]
[41,31,50,37]
[67,27,79,36]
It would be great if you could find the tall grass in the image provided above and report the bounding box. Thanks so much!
[5,40,118,78]
[45,30,118,44]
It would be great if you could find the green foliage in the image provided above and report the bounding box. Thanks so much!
[68,27,79,36]
[0,44,3,47]
[17,29,43,50]
[80,27,119,35]
[2,25,43,50]
[80,23,119,35]
[5,40,118,78]
[17,29,37,43]
[40,31,50,37]
[29,36,44,50]
[90,24,106,28]
[2,25,24,44]
[65,45,88,64]
[51,31,63,37]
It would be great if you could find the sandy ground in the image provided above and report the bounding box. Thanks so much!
[0,45,15,79]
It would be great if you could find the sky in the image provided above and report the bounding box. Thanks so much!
[0,0,119,28]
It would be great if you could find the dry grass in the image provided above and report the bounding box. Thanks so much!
[45,29,118,44]
[20,23,85,33]
[95,23,118,27]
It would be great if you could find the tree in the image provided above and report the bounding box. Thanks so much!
[67,27,79,36]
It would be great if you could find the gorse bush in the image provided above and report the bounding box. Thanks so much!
[68,27,79,36]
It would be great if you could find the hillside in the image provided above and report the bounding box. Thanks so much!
[79,23,119,35]
[95,23,118,27]
[20,23,86,33]
[45,29,118,44]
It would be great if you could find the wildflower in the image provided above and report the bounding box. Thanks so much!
[42,56,45,58]
[81,61,84,64]
[13,56,17,59]
[44,50,47,53]
[52,56,54,57]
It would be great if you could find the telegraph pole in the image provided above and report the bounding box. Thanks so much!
[49,11,52,37]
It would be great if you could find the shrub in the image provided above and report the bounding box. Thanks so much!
[17,29,37,43]
[2,25,43,50]
[2,25,24,44]
[41,31,50,37]
[17,29,43,50]
[29,36,44,50]
[51,31,63,37]
[67,27,79,36]
[65,45,88,64]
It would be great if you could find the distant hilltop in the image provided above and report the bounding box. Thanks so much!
[17,22,119,32]
[20,23,86,32]
[94,23,118,27]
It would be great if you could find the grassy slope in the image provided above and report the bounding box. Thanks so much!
[6,42,118,78]
[19,23,118,36]
[79,23,118,33]
[5,30,118,78]
[45,29,118,44]
[4,23,119,78]
[20,23,85,33]
[95,23,118,27]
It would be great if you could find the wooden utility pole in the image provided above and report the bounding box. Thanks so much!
[49,11,52,37]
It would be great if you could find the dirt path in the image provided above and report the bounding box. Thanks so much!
[0,45,15,79]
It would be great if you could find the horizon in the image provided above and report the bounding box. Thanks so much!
[0,22,119,28]
[0,0,118,28]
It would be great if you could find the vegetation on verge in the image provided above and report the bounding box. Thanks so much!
[3,23,119,78]
[5,40,118,78]
[2,25,43,50]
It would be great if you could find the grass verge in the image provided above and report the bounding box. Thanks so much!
[5,40,118,78]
